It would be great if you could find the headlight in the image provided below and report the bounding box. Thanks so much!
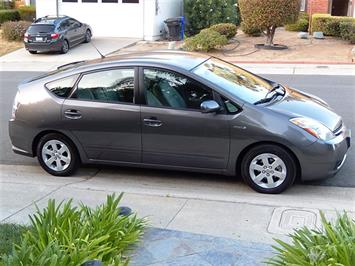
[290,117,335,141]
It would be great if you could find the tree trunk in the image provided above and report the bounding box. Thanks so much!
[265,26,277,46]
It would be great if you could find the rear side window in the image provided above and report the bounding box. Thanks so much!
[46,75,79,98]
[27,25,55,34]
[72,69,135,104]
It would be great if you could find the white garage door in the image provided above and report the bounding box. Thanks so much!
[58,0,144,38]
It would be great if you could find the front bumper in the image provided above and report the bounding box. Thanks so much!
[298,128,351,181]
[24,39,63,52]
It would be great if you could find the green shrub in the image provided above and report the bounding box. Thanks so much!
[184,0,240,36]
[210,23,237,39]
[339,21,355,44]
[1,193,146,265]
[285,18,309,32]
[241,21,262,36]
[267,212,355,266]
[239,0,300,46]
[312,14,355,36]
[0,9,20,24]
[0,224,31,257]
[183,28,228,52]
[299,11,309,21]
[17,6,36,22]
[2,21,31,41]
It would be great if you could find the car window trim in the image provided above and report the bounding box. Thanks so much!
[139,66,219,113]
[44,73,80,99]
[68,66,139,105]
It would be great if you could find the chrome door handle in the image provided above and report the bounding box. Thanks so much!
[64,109,82,119]
[143,118,163,127]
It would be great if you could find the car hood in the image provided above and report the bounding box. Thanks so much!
[267,87,342,131]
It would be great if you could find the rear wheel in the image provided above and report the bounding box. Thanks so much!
[60,40,69,54]
[241,144,296,194]
[29,50,37,54]
[37,133,79,176]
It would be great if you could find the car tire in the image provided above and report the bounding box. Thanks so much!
[29,50,37,54]
[37,133,80,176]
[60,40,69,54]
[84,30,91,43]
[241,144,296,194]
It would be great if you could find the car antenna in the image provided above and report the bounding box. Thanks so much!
[90,42,105,59]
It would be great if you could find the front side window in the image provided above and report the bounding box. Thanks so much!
[193,58,273,104]
[46,75,79,98]
[144,68,213,110]
[72,69,135,104]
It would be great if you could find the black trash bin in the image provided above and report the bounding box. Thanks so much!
[164,17,183,41]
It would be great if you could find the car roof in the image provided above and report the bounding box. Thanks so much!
[33,15,70,25]
[74,50,211,72]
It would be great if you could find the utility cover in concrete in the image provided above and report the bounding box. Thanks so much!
[268,207,321,235]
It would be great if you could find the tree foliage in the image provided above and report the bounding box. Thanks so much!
[239,0,300,46]
[184,0,240,36]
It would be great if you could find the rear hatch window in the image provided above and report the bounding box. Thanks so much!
[27,25,55,34]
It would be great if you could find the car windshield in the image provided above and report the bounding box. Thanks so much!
[193,58,273,104]
[27,25,54,34]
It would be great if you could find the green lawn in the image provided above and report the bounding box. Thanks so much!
[0,223,30,258]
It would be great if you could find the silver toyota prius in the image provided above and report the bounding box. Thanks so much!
[9,51,351,194]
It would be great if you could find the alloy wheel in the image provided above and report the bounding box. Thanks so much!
[249,153,287,189]
[41,140,71,172]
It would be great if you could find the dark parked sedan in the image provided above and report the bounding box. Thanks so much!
[9,51,351,194]
[24,16,92,54]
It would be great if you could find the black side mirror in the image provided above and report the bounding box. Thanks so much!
[200,100,220,113]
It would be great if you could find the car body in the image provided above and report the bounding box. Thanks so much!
[24,15,92,54]
[9,51,351,193]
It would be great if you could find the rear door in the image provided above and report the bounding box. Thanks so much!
[61,67,141,163]
[140,67,230,169]
[67,19,83,45]
[27,24,54,43]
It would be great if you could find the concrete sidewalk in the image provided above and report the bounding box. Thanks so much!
[0,37,139,72]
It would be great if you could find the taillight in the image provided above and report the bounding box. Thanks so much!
[51,33,59,39]
[24,32,29,42]
[11,91,20,120]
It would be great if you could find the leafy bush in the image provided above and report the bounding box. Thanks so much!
[183,28,228,52]
[311,14,355,37]
[184,0,240,36]
[17,6,36,22]
[241,22,262,36]
[285,18,309,32]
[1,193,146,265]
[1,21,31,41]
[339,21,355,44]
[0,10,20,25]
[267,212,355,266]
[239,0,300,46]
[210,23,237,39]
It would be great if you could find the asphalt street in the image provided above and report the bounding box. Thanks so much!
[0,71,354,187]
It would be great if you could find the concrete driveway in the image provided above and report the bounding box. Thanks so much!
[0,37,139,71]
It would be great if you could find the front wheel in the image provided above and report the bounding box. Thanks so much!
[84,30,91,43]
[241,144,296,194]
[60,40,69,54]
[37,133,80,176]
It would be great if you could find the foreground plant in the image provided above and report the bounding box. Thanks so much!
[1,193,146,266]
[267,212,355,266]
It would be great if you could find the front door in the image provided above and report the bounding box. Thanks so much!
[62,67,141,163]
[140,68,230,169]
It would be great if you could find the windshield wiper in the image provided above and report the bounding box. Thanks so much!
[254,84,285,105]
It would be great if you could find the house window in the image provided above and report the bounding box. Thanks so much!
[300,0,307,11]
[82,0,98,2]
[122,0,139,3]
[102,0,118,2]
[62,0,78,2]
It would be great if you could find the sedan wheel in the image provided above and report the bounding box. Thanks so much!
[241,145,296,194]
[84,30,91,43]
[61,40,69,54]
[37,133,79,176]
